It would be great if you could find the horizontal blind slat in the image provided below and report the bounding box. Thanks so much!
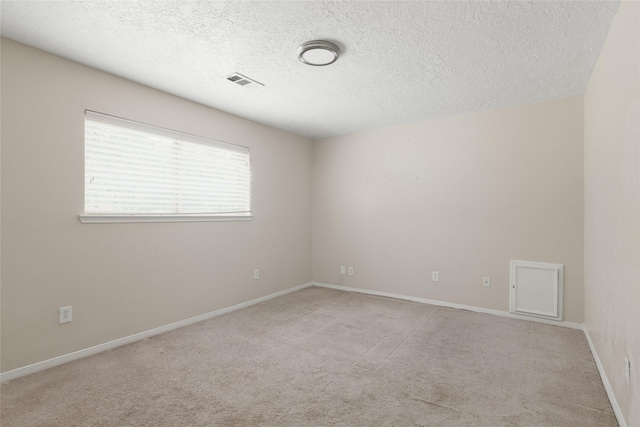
[85,114,251,215]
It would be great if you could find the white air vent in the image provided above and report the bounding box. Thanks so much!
[225,73,264,87]
[510,260,564,321]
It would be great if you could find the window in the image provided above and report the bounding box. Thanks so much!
[80,111,251,223]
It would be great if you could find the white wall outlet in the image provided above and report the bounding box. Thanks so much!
[340,265,346,275]
[348,266,354,276]
[253,269,259,280]
[625,357,631,386]
[483,276,491,287]
[432,271,439,282]
[59,306,72,324]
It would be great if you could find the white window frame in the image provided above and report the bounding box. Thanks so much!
[80,111,252,223]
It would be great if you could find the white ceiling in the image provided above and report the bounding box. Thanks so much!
[1,1,618,139]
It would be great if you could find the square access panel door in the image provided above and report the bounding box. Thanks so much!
[510,260,564,321]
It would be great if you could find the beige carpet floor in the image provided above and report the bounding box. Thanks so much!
[1,286,617,426]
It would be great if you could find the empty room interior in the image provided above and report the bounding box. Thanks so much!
[0,1,638,426]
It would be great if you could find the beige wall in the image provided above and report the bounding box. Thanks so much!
[313,96,584,322]
[0,39,313,373]
[584,1,639,425]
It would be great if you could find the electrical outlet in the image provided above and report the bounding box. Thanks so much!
[59,306,72,324]
[483,276,491,287]
[253,269,259,280]
[340,265,346,275]
[625,357,631,386]
[348,266,354,276]
[432,271,439,282]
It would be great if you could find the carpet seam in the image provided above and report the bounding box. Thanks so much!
[383,306,439,364]
[535,391,617,417]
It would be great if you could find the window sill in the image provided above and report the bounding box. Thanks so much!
[79,213,253,224]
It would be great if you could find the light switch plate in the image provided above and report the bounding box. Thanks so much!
[625,357,631,386]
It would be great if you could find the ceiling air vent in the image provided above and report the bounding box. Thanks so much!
[225,73,264,87]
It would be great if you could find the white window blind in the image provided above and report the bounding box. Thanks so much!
[83,111,251,222]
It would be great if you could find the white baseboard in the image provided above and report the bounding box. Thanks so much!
[312,282,584,330]
[0,282,313,383]
[583,326,628,427]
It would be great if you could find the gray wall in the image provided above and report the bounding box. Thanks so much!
[584,1,639,425]
[312,96,585,322]
[1,39,313,372]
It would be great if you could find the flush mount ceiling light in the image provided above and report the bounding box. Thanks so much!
[297,40,340,66]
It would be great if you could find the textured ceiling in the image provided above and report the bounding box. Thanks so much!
[1,1,619,139]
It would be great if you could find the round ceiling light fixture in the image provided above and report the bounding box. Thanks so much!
[297,40,340,66]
